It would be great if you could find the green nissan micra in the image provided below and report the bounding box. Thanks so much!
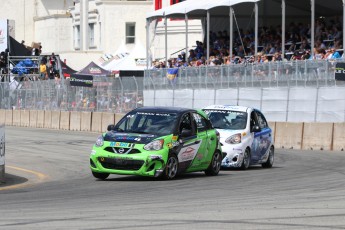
[90,106,223,180]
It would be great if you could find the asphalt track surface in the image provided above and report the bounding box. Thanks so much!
[1,126,345,230]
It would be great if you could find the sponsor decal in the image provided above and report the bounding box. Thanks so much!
[335,63,345,81]
[110,142,130,147]
[167,141,179,149]
[89,67,102,74]
[196,153,203,160]
[180,147,196,162]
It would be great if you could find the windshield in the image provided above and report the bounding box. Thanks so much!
[204,110,247,130]
[115,111,178,136]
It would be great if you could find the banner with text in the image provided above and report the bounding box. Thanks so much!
[0,19,8,53]
[70,74,93,87]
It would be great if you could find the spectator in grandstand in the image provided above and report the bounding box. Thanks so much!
[187,49,196,62]
[325,48,341,59]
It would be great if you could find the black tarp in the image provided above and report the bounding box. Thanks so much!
[76,61,111,77]
[9,36,31,56]
[60,60,77,78]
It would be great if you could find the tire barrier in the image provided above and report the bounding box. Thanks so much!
[1,109,344,151]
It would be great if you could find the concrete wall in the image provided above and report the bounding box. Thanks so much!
[2,109,345,151]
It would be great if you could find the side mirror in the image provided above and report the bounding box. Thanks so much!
[180,128,192,137]
[107,125,115,131]
[251,125,261,133]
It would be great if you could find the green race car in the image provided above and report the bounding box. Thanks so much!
[90,106,223,180]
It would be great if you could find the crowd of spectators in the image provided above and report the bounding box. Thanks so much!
[151,16,344,69]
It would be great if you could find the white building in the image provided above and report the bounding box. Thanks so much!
[0,0,204,70]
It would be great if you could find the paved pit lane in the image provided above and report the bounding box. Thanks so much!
[1,126,345,230]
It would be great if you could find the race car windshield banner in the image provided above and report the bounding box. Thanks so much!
[335,63,345,81]
[70,74,93,87]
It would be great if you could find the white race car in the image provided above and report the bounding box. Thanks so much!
[203,105,274,169]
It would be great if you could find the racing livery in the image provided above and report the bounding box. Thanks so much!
[203,105,274,169]
[90,106,223,180]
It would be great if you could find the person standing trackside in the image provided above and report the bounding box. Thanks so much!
[39,60,48,80]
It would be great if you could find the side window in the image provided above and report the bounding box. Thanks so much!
[256,111,268,129]
[179,113,195,135]
[192,113,208,132]
[250,111,258,131]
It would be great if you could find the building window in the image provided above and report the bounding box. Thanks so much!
[155,0,162,10]
[89,23,95,48]
[74,25,80,49]
[170,0,185,5]
[126,22,135,44]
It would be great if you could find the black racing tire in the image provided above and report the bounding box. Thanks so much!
[241,148,251,170]
[162,154,179,180]
[92,171,109,180]
[205,151,222,176]
[262,146,274,168]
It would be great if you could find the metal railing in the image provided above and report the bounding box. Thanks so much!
[144,59,344,89]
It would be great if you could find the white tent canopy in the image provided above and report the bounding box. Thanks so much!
[146,0,259,19]
[103,40,147,71]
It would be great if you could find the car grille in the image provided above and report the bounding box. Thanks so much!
[99,157,144,171]
[104,147,141,154]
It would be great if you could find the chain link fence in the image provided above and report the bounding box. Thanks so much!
[1,59,345,122]
[0,75,143,114]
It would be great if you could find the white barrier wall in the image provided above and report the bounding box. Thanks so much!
[144,87,345,122]
[316,87,345,122]
[2,109,345,151]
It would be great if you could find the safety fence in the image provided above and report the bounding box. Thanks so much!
[0,76,143,114]
[0,59,345,122]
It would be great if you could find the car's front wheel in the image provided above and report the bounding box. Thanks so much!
[205,151,222,176]
[162,154,179,179]
[92,171,109,180]
[241,148,251,170]
[262,146,274,168]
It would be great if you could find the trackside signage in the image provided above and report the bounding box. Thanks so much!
[335,63,345,81]
[70,74,93,87]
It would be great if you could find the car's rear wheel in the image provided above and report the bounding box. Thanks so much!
[162,154,178,180]
[92,171,109,180]
[241,148,251,170]
[205,151,222,176]
[262,146,274,168]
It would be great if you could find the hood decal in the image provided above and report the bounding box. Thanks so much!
[104,131,157,144]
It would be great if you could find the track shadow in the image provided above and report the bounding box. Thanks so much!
[0,173,28,189]
[92,171,229,182]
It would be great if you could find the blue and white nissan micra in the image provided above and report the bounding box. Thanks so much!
[203,105,274,169]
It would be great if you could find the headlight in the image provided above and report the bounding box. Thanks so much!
[225,133,241,144]
[144,140,164,151]
[95,135,104,147]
